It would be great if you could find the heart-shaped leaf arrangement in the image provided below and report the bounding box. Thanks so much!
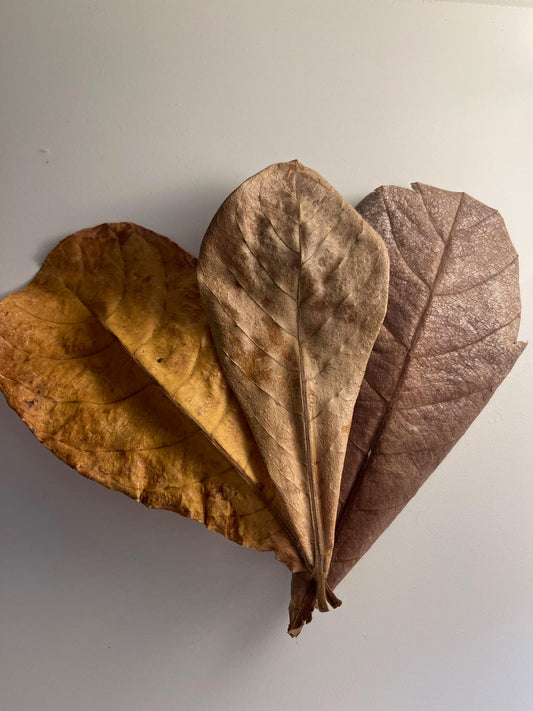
[0,162,525,636]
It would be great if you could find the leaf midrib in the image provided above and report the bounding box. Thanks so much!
[294,171,327,602]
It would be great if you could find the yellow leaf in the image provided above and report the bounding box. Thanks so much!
[0,223,304,572]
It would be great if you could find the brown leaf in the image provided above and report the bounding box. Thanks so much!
[0,222,305,572]
[198,161,389,609]
[288,183,526,634]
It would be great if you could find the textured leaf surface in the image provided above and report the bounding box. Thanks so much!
[288,183,525,634]
[198,161,389,607]
[0,223,304,571]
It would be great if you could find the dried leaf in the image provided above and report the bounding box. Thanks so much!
[198,161,389,608]
[0,223,305,572]
[288,183,525,634]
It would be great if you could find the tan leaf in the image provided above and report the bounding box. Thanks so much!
[198,161,389,609]
[288,183,526,635]
[0,223,305,572]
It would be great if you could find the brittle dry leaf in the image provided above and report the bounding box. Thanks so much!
[0,223,305,572]
[1,175,524,638]
[288,183,526,634]
[198,161,389,609]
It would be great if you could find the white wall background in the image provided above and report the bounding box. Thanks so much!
[1,2,532,710]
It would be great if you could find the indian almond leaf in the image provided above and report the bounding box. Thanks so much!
[0,222,307,574]
[288,183,526,635]
[197,161,390,611]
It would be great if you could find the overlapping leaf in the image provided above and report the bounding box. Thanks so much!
[0,223,305,572]
[0,170,525,638]
[198,161,389,608]
[288,183,525,634]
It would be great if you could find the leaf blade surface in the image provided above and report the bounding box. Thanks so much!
[0,223,304,572]
[198,161,389,607]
